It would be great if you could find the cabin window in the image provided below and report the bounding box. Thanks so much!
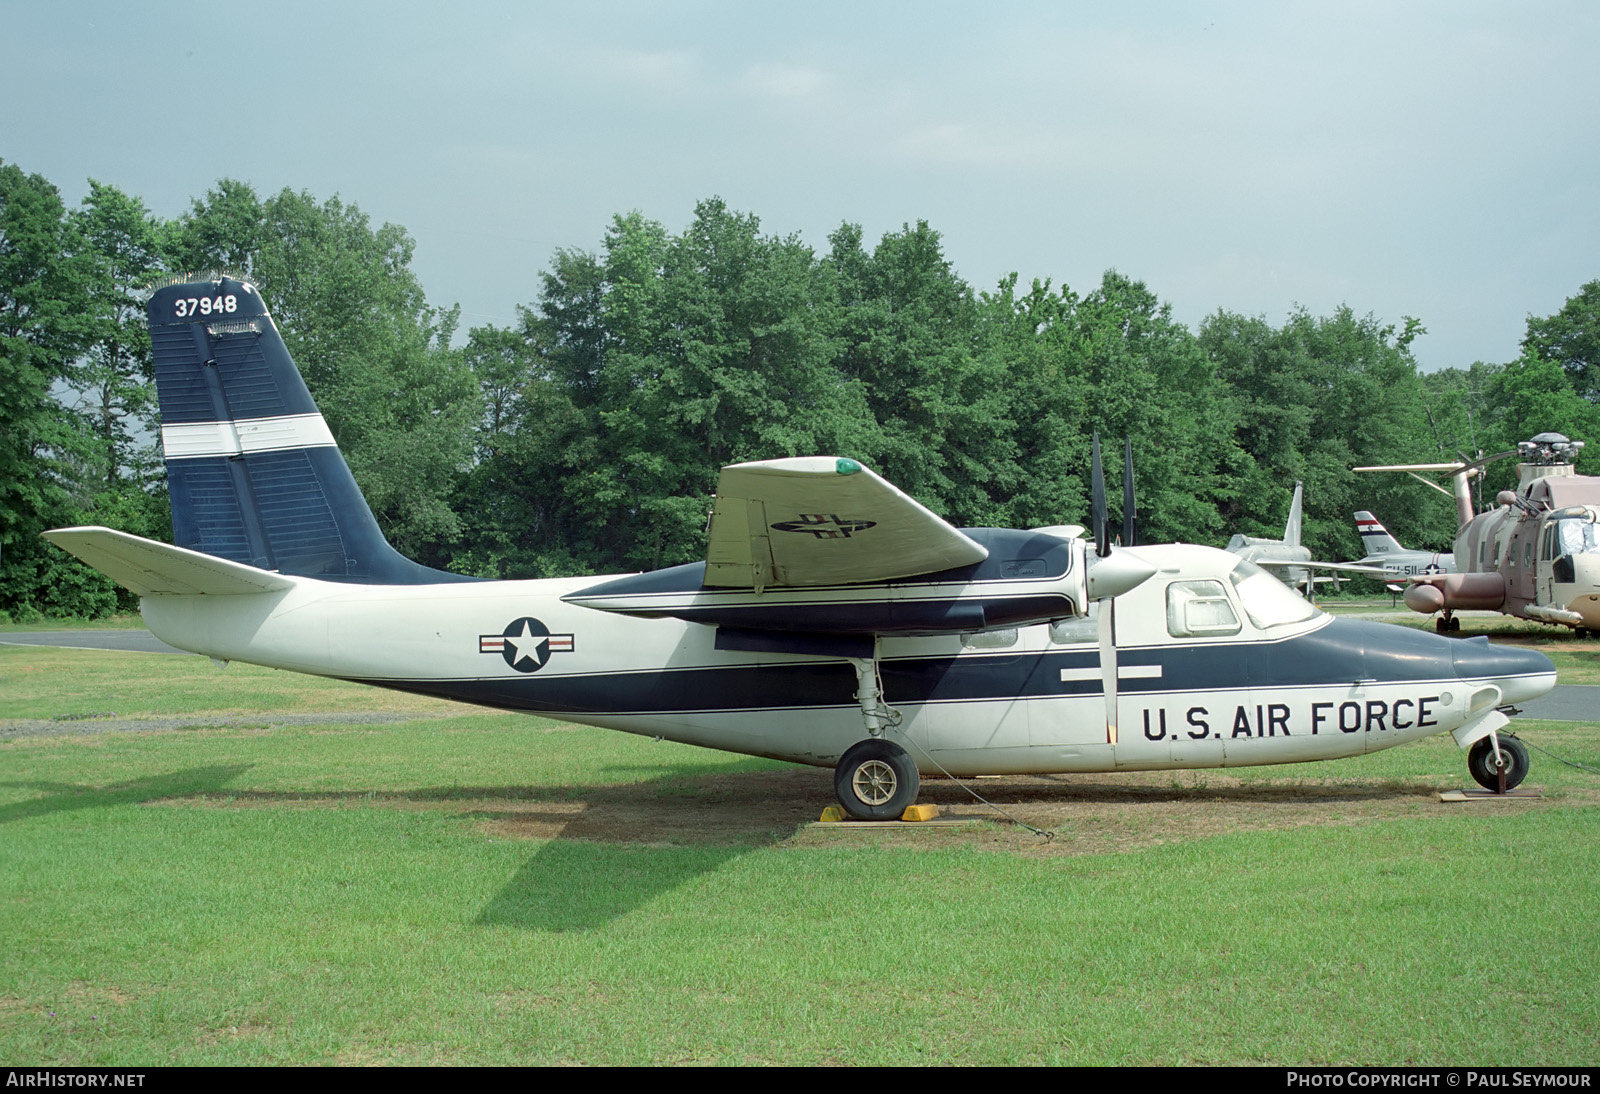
[1166,580,1241,637]
[1524,541,1534,568]
[1480,539,1490,567]
[1050,603,1099,645]
[962,628,1019,650]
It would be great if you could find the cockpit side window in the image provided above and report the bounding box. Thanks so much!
[1557,518,1600,558]
[1226,557,1319,630]
[1166,580,1241,637]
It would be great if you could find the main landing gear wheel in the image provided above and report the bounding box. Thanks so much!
[1468,735,1529,792]
[834,739,920,820]
[1436,614,1461,634]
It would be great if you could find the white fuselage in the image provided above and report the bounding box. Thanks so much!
[139,544,1553,776]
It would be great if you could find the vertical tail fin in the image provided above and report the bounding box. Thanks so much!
[1353,511,1404,556]
[148,274,472,584]
[1283,482,1303,547]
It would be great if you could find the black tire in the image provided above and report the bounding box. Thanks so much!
[1468,735,1529,792]
[834,739,920,820]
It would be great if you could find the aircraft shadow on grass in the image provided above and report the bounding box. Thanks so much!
[0,754,808,931]
[0,764,255,827]
[0,755,1474,933]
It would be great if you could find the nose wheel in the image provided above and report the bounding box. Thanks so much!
[1468,735,1529,792]
[834,739,920,820]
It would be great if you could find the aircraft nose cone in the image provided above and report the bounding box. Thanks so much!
[1451,637,1557,705]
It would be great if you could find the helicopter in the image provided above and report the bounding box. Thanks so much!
[1357,433,1600,636]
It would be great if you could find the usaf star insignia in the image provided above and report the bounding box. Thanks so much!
[478,617,575,673]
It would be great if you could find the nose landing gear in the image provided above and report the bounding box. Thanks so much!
[1467,734,1529,792]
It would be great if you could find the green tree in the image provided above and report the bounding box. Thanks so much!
[0,160,116,617]
[63,181,169,548]
[972,274,1089,530]
[1203,305,1447,560]
[491,200,877,574]
[825,220,1010,525]
[1523,279,1600,403]
[1482,355,1600,473]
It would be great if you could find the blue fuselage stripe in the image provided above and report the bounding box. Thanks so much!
[351,619,1515,717]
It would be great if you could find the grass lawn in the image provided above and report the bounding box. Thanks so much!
[1,644,1597,1065]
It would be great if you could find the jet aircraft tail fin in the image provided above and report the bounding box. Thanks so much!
[1353,510,1405,555]
[145,275,471,585]
[1284,482,1304,547]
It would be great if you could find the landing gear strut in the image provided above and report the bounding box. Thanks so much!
[834,654,917,819]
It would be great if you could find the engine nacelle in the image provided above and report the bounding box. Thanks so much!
[1405,572,1506,614]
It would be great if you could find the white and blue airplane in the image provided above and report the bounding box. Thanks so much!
[44,275,1557,819]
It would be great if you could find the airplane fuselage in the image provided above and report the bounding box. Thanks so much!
[140,543,1553,776]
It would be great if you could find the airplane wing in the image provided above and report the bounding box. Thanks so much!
[1254,558,1392,578]
[703,457,989,588]
[42,527,298,596]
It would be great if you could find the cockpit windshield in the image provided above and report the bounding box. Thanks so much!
[1556,517,1600,557]
[1228,557,1320,630]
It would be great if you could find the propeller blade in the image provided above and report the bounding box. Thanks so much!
[1122,435,1136,548]
[1091,433,1108,558]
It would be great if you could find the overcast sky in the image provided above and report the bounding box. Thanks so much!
[5,1,1596,371]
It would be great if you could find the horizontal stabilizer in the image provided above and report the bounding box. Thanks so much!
[704,456,988,588]
[42,527,297,596]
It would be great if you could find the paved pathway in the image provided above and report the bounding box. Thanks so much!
[2,630,190,655]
